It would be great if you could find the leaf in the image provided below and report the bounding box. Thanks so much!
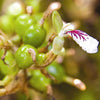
[52,11,63,34]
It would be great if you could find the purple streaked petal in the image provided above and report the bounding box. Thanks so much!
[66,30,88,41]
[65,30,99,53]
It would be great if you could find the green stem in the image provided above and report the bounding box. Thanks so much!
[39,2,61,26]
[63,76,86,91]
[32,49,57,69]
[0,75,13,86]
[0,89,6,96]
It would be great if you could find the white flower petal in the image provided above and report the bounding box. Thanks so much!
[59,22,75,37]
[67,30,99,53]
[63,22,76,31]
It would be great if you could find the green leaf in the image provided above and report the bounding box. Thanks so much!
[52,11,63,34]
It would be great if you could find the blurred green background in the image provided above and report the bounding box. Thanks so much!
[0,0,100,100]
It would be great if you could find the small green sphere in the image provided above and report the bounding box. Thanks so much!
[15,14,35,37]
[33,13,43,23]
[0,15,14,34]
[46,62,66,83]
[37,53,46,64]
[15,45,38,69]
[7,2,25,18]
[29,70,51,92]
[0,50,17,75]
[23,26,46,48]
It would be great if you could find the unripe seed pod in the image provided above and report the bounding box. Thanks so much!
[37,53,46,64]
[23,26,46,48]
[46,62,65,83]
[15,45,38,69]
[28,69,51,92]
[0,50,17,75]
[15,14,35,37]
[7,2,25,18]
[0,15,14,34]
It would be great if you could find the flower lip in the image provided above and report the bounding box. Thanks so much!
[64,30,99,54]
[66,30,88,41]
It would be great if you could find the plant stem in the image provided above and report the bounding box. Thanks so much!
[63,76,86,91]
[39,2,61,26]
